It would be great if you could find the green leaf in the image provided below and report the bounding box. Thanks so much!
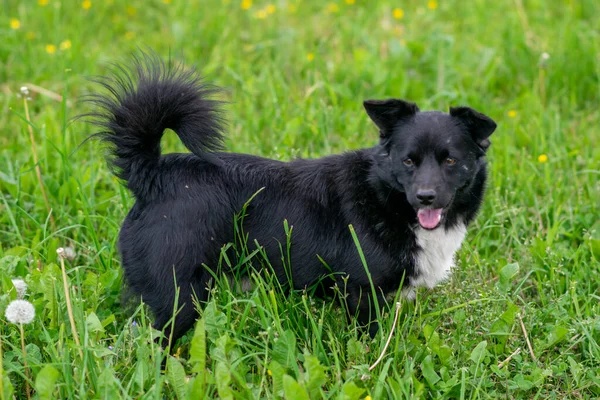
[211,334,235,364]
[542,325,569,350]
[35,365,60,400]
[2,373,14,400]
[346,338,367,362]
[188,318,206,394]
[469,341,488,364]
[189,319,206,368]
[272,330,297,369]
[268,360,286,397]
[498,262,519,292]
[215,361,234,400]
[512,373,534,391]
[282,374,310,400]
[167,356,187,400]
[421,355,441,388]
[490,303,520,352]
[303,351,327,397]
[97,367,120,398]
[339,380,365,400]
[85,312,105,335]
[204,301,227,340]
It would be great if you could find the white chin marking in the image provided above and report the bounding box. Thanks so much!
[410,222,467,289]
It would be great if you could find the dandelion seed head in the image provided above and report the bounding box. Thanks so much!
[5,300,35,324]
[57,246,76,261]
[11,279,28,299]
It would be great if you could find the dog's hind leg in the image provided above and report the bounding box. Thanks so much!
[150,268,210,348]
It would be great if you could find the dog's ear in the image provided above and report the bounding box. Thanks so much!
[364,99,419,138]
[450,106,497,151]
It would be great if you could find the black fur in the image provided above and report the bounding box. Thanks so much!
[88,55,497,341]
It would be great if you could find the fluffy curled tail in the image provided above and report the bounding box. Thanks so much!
[86,53,226,198]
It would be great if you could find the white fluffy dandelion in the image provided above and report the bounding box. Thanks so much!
[57,246,77,261]
[5,300,35,325]
[11,279,28,299]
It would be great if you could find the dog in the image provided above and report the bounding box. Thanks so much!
[88,54,496,341]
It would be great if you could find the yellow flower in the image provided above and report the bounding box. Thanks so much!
[46,44,57,54]
[266,4,276,13]
[10,18,21,30]
[307,53,315,61]
[124,31,135,40]
[365,396,373,400]
[508,110,517,118]
[393,8,404,19]
[82,0,92,9]
[241,0,252,10]
[346,0,355,4]
[163,0,172,3]
[327,3,339,13]
[60,40,72,50]
[26,32,36,40]
[126,6,137,16]
[255,9,267,18]
[427,0,438,10]
[537,154,548,163]
[38,0,49,5]
[267,369,272,376]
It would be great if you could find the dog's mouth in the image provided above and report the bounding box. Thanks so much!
[417,208,444,230]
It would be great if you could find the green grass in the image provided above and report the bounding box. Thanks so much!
[1,0,599,398]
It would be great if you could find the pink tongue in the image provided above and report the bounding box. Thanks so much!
[417,208,443,229]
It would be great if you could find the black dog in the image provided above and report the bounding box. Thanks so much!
[89,55,496,341]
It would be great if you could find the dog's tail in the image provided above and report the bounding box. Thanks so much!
[86,53,226,199]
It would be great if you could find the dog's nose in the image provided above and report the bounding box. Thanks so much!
[416,189,436,205]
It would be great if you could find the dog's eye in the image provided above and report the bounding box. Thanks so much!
[445,157,457,165]
[403,158,414,167]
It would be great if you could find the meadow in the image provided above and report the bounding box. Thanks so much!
[1,0,599,398]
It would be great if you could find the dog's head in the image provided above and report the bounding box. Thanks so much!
[365,99,497,230]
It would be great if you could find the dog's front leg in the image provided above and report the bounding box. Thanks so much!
[346,287,385,338]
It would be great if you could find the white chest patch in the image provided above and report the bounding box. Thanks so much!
[410,223,467,289]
